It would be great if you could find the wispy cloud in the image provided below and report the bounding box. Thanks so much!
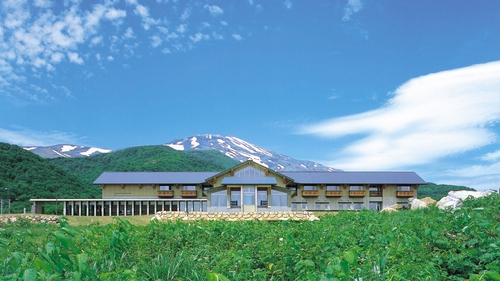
[300,61,500,173]
[343,0,364,21]
[0,1,267,103]
[204,4,224,17]
[0,127,81,147]
[283,0,293,9]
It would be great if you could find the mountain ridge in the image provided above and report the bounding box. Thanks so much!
[165,134,335,172]
[23,134,335,172]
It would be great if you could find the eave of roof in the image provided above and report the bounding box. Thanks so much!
[281,171,426,185]
[93,171,218,185]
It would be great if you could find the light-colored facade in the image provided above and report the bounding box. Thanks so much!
[31,160,426,216]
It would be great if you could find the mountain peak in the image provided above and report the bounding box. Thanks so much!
[23,144,111,158]
[165,134,334,172]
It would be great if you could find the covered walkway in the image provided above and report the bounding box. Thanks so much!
[29,198,208,216]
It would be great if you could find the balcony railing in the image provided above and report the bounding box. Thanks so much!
[302,190,319,197]
[349,191,366,197]
[396,191,414,197]
[181,190,198,197]
[369,191,383,197]
[157,190,174,198]
[326,191,342,197]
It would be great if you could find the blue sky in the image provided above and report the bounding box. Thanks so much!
[1,0,500,191]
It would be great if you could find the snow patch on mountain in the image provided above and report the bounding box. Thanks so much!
[165,134,335,172]
[23,144,112,158]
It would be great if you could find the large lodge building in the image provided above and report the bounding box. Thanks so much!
[31,160,426,216]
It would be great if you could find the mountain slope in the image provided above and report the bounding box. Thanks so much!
[23,144,111,158]
[165,134,335,171]
[0,142,101,213]
[49,145,240,188]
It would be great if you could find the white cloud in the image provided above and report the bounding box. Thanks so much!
[177,24,187,33]
[301,61,500,170]
[67,52,83,64]
[134,4,160,30]
[212,31,223,40]
[283,0,293,9]
[220,20,228,26]
[34,0,52,8]
[123,27,134,39]
[181,7,192,21]
[0,127,80,147]
[481,150,500,161]
[204,4,224,16]
[343,0,364,21]
[232,34,242,40]
[189,33,209,43]
[107,55,114,61]
[90,35,103,46]
[105,8,126,20]
[150,35,162,47]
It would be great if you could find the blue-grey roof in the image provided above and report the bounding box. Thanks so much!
[93,170,425,185]
[281,171,426,185]
[221,177,277,185]
[93,172,218,185]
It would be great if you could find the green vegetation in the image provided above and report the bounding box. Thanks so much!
[0,143,238,214]
[0,143,100,214]
[1,195,499,280]
[419,182,476,200]
[49,145,238,187]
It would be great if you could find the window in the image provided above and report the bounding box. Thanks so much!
[350,185,363,191]
[159,185,171,191]
[303,185,317,190]
[353,202,363,210]
[211,190,227,207]
[327,185,340,191]
[243,187,255,205]
[369,202,381,211]
[230,188,241,207]
[339,202,351,210]
[292,202,307,210]
[397,186,411,191]
[271,190,287,207]
[258,188,268,207]
[235,166,264,177]
[183,185,196,190]
[369,185,382,197]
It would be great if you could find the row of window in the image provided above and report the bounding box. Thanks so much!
[292,201,409,211]
[160,185,413,192]
[211,189,288,207]
[302,185,412,191]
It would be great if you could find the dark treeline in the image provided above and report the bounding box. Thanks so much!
[418,182,476,200]
[0,143,99,213]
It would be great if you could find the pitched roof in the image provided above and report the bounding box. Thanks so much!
[93,172,218,185]
[281,171,426,185]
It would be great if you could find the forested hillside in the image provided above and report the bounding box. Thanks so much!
[0,143,100,213]
[418,182,476,200]
[1,143,238,213]
[49,145,239,187]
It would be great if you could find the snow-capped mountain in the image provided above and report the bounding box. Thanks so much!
[165,134,335,172]
[23,144,112,158]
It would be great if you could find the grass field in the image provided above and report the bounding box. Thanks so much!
[1,195,499,280]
